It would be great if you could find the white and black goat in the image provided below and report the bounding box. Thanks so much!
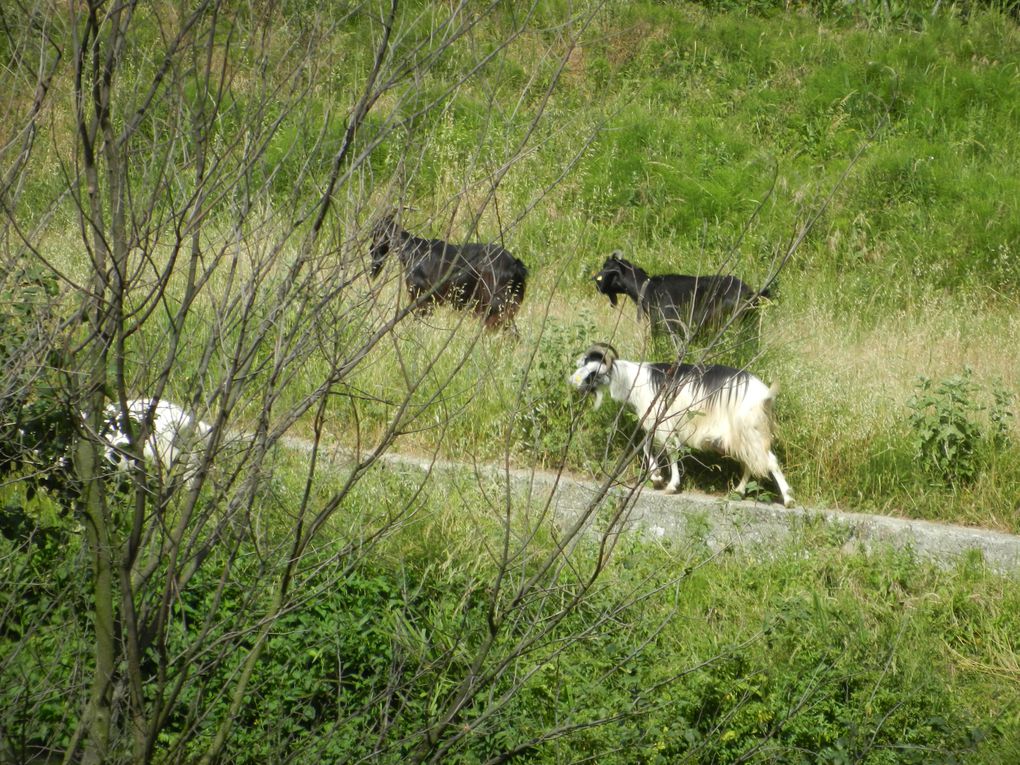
[570,343,794,507]
[93,398,212,482]
[593,252,770,343]
[6,399,211,502]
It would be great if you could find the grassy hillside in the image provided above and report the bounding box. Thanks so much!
[334,1,1020,529]
[9,1,1019,527]
[4,2,1020,762]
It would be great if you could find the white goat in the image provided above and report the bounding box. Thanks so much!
[570,343,795,507]
[92,398,212,484]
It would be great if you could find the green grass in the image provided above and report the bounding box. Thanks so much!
[22,1,1020,531]
[11,459,1020,762]
[11,460,1018,762]
[8,3,1020,762]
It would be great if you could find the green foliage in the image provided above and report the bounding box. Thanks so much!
[687,0,1020,26]
[515,312,634,469]
[0,259,77,506]
[294,531,1020,762]
[516,312,592,457]
[989,386,1016,448]
[907,368,1014,487]
[907,370,985,485]
[160,562,412,763]
[0,263,90,759]
[3,455,1020,762]
[0,504,87,762]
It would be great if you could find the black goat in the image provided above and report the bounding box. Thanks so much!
[593,252,770,343]
[370,215,528,331]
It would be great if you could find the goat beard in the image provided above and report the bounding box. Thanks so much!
[592,389,605,409]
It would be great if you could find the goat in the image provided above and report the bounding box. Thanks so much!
[570,342,794,507]
[369,214,528,331]
[91,398,212,485]
[592,252,770,343]
[3,398,211,504]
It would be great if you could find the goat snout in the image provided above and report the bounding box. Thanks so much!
[568,367,595,392]
[592,270,619,306]
[569,367,607,409]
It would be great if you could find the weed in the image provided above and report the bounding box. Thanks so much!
[906,368,1014,488]
[990,385,1016,449]
[515,312,600,461]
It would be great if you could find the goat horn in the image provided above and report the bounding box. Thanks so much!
[585,342,618,367]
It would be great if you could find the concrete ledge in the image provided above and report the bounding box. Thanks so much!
[503,465,1020,574]
[284,438,1020,575]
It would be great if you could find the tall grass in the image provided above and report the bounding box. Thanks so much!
[22,1,1020,531]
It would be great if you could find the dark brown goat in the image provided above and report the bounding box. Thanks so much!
[370,215,528,331]
[593,252,770,343]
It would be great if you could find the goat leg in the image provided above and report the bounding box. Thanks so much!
[642,437,667,489]
[735,467,751,497]
[766,452,796,508]
[665,450,683,493]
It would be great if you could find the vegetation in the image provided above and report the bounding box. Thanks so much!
[4,465,1020,764]
[5,0,1020,526]
[2,0,1019,762]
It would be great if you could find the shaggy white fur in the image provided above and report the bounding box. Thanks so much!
[571,344,794,507]
[94,398,211,483]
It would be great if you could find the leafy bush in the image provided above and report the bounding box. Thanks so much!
[0,259,78,506]
[906,368,1014,487]
[515,311,623,465]
[0,504,88,763]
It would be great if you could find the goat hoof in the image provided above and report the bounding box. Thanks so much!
[784,498,796,508]
[650,477,666,490]
[665,484,682,495]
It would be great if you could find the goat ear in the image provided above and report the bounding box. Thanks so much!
[610,250,623,260]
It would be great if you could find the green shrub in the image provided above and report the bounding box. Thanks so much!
[906,368,1014,487]
[517,312,604,461]
[0,504,88,762]
[0,259,78,507]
